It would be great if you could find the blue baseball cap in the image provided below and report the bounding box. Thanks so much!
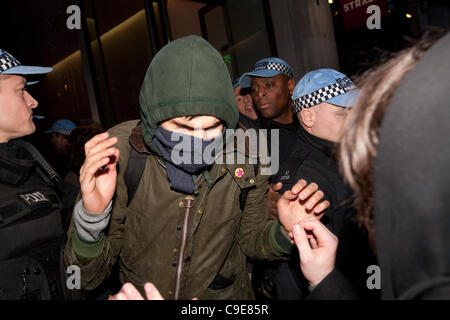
[232,76,243,90]
[292,68,359,113]
[239,57,294,88]
[0,49,53,85]
[44,119,77,135]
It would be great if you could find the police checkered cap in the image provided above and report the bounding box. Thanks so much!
[239,57,293,88]
[254,60,294,79]
[0,50,21,72]
[232,75,243,89]
[292,69,359,113]
[44,119,77,135]
[0,49,52,84]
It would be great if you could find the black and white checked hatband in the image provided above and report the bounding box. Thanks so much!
[254,61,294,79]
[0,50,21,72]
[292,79,355,113]
[52,126,73,135]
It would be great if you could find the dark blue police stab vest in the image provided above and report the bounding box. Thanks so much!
[0,139,69,300]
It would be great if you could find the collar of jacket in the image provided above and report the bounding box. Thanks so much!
[296,125,337,159]
[0,140,36,185]
[256,114,299,131]
[129,123,258,189]
[129,125,152,155]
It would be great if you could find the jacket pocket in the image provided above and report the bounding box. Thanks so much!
[208,273,237,290]
[201,270,253,300]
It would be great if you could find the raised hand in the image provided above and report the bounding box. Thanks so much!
[292,220,338,286]
[80,132,120,214]
[278,179,330,233]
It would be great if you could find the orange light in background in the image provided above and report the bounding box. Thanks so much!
[406,13,412,19]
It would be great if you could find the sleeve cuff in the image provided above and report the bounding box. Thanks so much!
[270,221,295,255]
[71,229,105,260]
[74,199,112,243]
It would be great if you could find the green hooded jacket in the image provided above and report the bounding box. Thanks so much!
[64,35,293,300]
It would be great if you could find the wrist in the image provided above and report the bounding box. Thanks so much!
[82,198,108,214]
[307,267,334,287]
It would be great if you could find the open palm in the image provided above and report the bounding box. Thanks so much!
[79,132,120,214]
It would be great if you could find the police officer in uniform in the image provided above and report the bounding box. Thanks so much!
[0,49,75,300]
[270,69,376,299]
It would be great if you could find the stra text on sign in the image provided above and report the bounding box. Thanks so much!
[340,0,388,31]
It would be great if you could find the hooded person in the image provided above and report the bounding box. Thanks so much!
[64,35,325,300]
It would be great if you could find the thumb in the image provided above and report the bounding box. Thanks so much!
[144,282,164,300]
[293,224,313,261]
[273,182,283,191]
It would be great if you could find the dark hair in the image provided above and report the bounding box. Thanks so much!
[338,32,445,234]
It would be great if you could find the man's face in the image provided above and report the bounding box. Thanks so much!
[0,75,38,142]
[160,115,224,140]
[250,74,293,120]
[300,102,351,142]
[233,86,257,120]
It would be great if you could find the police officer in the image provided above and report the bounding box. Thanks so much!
[0,49,75,299]
[270,69,376,299]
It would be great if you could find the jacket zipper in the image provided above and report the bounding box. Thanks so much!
[174,195,194,300]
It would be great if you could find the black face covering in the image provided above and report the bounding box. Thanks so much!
[152,126,224,194]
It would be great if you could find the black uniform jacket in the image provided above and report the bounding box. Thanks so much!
[270,125,376,299]
[0,140,70,300]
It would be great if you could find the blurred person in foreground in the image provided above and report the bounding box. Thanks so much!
[282,31,450,299]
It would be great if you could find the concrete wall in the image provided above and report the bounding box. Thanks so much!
[269,0,340,81]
